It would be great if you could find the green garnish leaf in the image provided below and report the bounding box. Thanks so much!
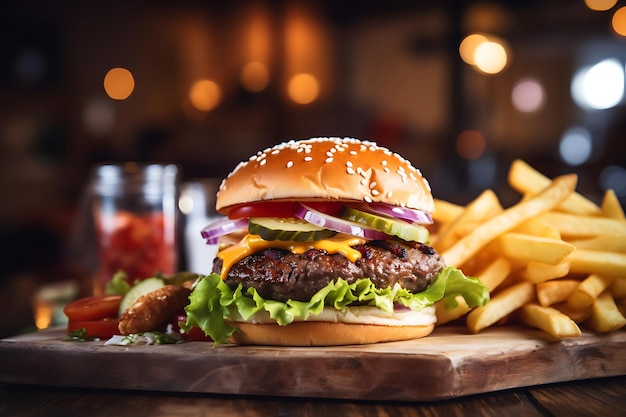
[105,271,132,295]
[66,328,98,342]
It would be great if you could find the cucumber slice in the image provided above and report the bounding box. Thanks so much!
[248,217,337,242]
[118,277,166,315]
[339,207,430,243]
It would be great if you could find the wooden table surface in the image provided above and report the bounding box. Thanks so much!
[1,376,625,417]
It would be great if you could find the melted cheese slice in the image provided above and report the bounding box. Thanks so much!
[217,234,366,279]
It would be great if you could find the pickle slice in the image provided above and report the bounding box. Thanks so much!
[248,217,337,242]
[339,207,430,243]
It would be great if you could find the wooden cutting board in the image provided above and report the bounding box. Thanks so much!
[1,326,624,401]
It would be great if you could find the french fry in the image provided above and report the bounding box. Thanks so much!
[567,235,626,253]
[537,212,626,239]
[466,282,535,333]
[601,189,626,221]
[435,257,511,325]
[519,303,581,338]
[512,218,561,239]
[442,174,577,268]
[585,291,626,333]
[612,277,626,298]
[433,199,464,225]
[567,274,616,310]
[508,159,601,216]
[494,233,574,265]
[433,159,625,339]
[433,189,502,253]
[552,301,593,323]
[519,261,570,283]
[536,279,580,306]
[567,249,626,277]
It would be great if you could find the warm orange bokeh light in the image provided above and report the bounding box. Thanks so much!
[459,34,488,65]
[103,67,135,100]
[474,41,508,74]
[612,6,626,36]
[287,73,319,104]
[585,0,617,12]
[240,61,270,92]
[188,79,221,111]
[456,130,486,160]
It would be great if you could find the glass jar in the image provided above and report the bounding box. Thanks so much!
[90,162,179,294]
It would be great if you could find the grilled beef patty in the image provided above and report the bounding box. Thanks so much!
[212,240,446,302]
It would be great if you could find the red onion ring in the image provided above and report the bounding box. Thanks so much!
[361,202,433,224]
[295,204,389,240]
[201,217,248,244]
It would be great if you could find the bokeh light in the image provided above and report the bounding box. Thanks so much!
[571,58,624,110]
[611,6,626,36]
[459,34,488,66]
[287,73,319,104]
[103,67,135,100]
[599,165,626,197]
[474,41,508,74]
[585,0,618,11]
[240,61,270,92]
[511,78,546,112]
[459,33,509,75]
[83,97,116,136]
[559,127,593,166]
[189,79,221,111]
[456,130,486,160]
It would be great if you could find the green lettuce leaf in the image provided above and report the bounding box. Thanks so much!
[182,266,489,346]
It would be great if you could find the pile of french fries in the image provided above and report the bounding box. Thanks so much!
[432,159,626,338]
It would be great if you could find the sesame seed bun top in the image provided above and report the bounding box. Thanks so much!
[215,137,434,214]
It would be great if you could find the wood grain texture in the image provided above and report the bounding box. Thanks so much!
[2,379,625,417]
[0,326,624,402]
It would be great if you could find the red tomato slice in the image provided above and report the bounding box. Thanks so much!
[67,318,120,339]
[228,201,345,219]
[228,202,298,219]
[63,295,122,322]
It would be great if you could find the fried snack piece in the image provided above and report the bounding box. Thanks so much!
[118,285,191,335]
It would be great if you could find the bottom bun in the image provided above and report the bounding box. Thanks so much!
[228,321,435,346]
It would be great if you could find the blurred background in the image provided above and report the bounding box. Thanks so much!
[1,0,625,337]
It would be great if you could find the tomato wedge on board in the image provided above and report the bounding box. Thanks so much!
[173,315,213,342]
[67,318,121,339]
[63,295,122,322]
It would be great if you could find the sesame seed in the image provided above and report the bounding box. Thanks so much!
[384,167,390,173]
[363,195,373,203]
[369,182,377,189]
[346,161,353,167]
[381,160,387,166]
[360,179,367,186]
[260,159,267,166]
[287,161,293,168]
[347,167,355,175]
[371,189,380,196]
[387,191,393,198]
[325,157,334,163]
[304,156,313,162]
[349,150,357,155]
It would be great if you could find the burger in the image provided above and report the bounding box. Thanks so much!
[183,137,488,346]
